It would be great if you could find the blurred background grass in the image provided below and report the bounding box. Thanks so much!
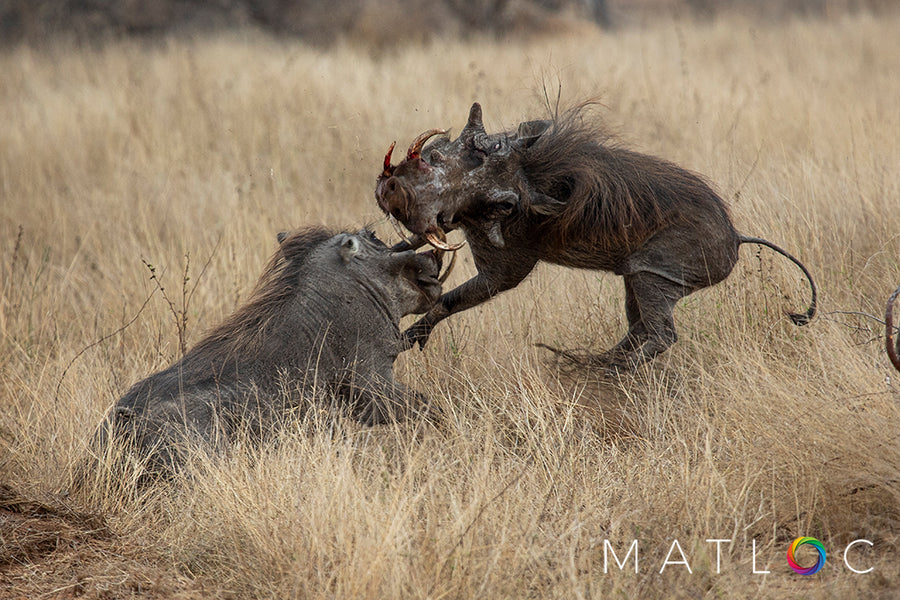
[1,3,899,598]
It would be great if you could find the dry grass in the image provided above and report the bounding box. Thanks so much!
[2,11,899,598]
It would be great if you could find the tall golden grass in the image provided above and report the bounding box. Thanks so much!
[2,11,899,598]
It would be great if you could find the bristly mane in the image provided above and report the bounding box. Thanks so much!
[517,103,723,250]
[188,226,335,362]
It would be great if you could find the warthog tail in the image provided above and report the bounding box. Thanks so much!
[739,235,817,325]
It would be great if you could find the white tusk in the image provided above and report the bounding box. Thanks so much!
[438,250,457,283]
[425,231,466,252]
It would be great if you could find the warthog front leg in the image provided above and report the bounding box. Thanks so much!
[404,255,538,350]
[349,375,435,425]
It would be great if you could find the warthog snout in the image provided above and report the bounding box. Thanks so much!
[376,126,468,252]
[401,247,443,313]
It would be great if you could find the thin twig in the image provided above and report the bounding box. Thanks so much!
[732,145,761,203]
[823,309,892,329]
[180,253,190,356]
[186,236,221,314]
[5,225,25,314]
[819,309,900,350]
[54,290,156,404]
[142,258,184,355]
[142,240,220,357]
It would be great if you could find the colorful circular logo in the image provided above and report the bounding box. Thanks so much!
[787,536,826,575]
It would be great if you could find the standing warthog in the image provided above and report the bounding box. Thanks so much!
[375,102,817,370]
[887,285,900,373]
[96,227,443,476]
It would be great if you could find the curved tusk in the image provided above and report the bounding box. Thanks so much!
[425,230,466,252]
[438,249,457,283]
[406,128,447,161]
[388,214,409,239]
[382,141,396,177]
[388,214,423,249]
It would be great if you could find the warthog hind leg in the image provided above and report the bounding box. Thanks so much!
[538,270,688,375]
[602,275,650,359]
[605,270,685,370]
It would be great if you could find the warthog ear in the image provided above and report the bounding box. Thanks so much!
[340,235,361,263]
[487,189,519,215]
[482,190,520,248]
[277,231,290,244]
[515,120,551,149]
[528,191,566,216]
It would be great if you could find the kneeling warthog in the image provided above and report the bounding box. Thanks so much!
[96,227,443,476]
[375,102,817,370]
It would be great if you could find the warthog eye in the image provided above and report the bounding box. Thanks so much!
[474,134,505,156]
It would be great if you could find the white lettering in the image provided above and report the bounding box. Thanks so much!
[660,539,692,574]
[705,539,732,574]
[752,539,770,574]
[603,539,639,573]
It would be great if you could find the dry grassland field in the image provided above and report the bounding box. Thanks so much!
[2,9,900,599]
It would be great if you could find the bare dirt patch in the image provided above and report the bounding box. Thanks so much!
[0,484,203,600]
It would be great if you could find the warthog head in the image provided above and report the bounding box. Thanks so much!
[292,228,444,316]
[375,102,550,249]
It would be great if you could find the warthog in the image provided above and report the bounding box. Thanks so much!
[375,102,817,370]
[887,285,900,373]
[96,227,443,476]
